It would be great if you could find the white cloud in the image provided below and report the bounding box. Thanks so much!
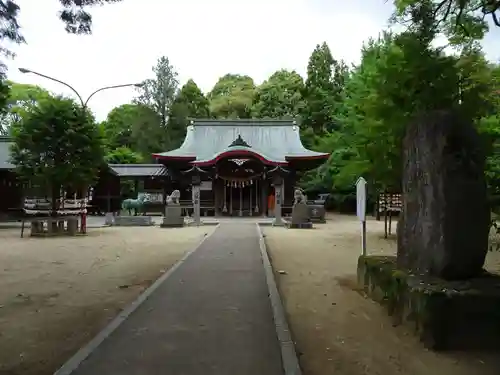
[4,0,500,121]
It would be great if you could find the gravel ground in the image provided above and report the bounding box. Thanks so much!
[263,214,500,375]
[0,225,215,375]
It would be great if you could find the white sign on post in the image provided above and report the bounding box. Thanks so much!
[356,177,367,256]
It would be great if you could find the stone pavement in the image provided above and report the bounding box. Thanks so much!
[59,223,284,375]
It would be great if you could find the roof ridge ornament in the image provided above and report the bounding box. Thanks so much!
[228,134,251,148]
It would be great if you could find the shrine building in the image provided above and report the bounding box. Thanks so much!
[153,119,330,217]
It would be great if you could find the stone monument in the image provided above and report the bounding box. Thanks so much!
[161,190,184,228]
[397,110,490,279]
[192,184,201,226]
[288,189,313,229]
[357,110,499,351]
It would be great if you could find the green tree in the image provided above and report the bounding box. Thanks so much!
[337,31,460,192]
[252,69,305,119]
[392,0,499,45]
[101,103,163,158]
[105,146,143,164]
[167,79,210,149]
[301,43,348,134]
[9,96,105,213]
[0,81,52,134]
[208,74,256,119]
[135,56,179,134]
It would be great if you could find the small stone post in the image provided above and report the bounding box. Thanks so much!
[272,177,285,226]
[192,177,201,226]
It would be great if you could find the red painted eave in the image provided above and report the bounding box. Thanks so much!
[152,151,331,166]
[193,150,287,167]
[285,153,331,161]
[152,154,196,162]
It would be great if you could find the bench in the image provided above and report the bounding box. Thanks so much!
[21,215,80,238]
[20,198,87,237]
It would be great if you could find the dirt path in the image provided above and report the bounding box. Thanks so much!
[0,226,215,375]
[263,215,500,375]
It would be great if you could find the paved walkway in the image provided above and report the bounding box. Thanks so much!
[63,223,284,375]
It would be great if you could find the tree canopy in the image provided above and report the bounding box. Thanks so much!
[167,79,210,149]
[392,0,500,44]
[10,95,104,210]
[0,81,52,135]
[208,74,256,119]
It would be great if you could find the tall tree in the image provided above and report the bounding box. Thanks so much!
[10,96,104,213]
[337,29,466,192]
[208,74,255,119]
[252,69,305,119]
[301,42,347,136]
[102,103,163,158]
[167,79,210,149]
[0,81,52,135]
[135,56,179,134]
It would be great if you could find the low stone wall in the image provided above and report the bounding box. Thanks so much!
[114,216,154,227]
[357,255,500,350]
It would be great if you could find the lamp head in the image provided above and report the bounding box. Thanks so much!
[18,68,30,74]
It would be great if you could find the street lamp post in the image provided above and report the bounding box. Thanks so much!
[18,67,143,233]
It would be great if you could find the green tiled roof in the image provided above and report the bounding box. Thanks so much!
[108,164,168,177]
[154,119,329,164]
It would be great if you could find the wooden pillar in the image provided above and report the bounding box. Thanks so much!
[239,185,243,217]
[213,179,219,216]
[162,178,168,216]
[254,179,259,215]
[230,184,233,215]
[222,181,228,214]
[106,175,111,212]
[249,181,253,216]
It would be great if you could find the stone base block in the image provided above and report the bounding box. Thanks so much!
[357,255,500,351]
[308,204,326,223]
[30,217,80,237]
[160,217,184,228]
[287,222,313,229]
[114,215,154,227]
[104,212,115,226]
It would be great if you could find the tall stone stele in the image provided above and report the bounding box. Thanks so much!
[397,110,490,280]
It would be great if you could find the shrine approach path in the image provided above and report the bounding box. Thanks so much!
[58,222,284,375]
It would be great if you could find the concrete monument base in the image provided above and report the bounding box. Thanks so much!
[160,216,184,228]
[286,222,313,229]
[114,216,154,226]
[104,212,114,226]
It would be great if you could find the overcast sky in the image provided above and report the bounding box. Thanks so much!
[5,0,500,121]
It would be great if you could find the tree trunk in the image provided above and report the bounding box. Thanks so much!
[51,184,60,217]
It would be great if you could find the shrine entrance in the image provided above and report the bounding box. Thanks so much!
[216,157,266,216]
